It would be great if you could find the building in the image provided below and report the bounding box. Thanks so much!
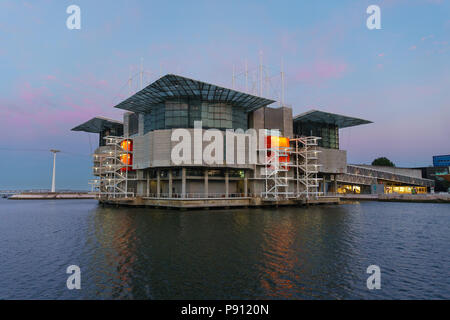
[413,155,450,193]
[72,74,434,208]
[433,155,450,168]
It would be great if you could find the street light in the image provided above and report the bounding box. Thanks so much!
[50,149,61,193]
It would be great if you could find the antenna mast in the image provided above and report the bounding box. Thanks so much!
[281,58,285,106]
[259,51,263,96]
[140,58,144,90]
[128,66,132,95]
[232,64,235,89]
[245,59,248,93]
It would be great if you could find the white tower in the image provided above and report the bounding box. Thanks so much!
[50,149,60,193]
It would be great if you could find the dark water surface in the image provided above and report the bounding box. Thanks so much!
[0,198,449,299]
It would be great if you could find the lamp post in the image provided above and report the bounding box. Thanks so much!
[50,149,60,193]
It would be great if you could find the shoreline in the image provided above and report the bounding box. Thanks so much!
[8,192,95,200]
[339,193,450,203]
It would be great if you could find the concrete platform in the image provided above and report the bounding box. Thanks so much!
[339,193,450,203]
[9,192,96,200]
[99,196,340,209]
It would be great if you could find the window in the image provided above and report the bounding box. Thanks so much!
[143,99,248,132]
[294,121,339,149]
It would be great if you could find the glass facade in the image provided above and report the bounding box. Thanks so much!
[98,126,124,147]
[433,155,450,167]
[143,99,248,133]
[294,121,339,149]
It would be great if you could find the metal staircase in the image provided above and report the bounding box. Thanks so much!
[261,130,293,200]
[293,136,322,199]
[92,136,135,199]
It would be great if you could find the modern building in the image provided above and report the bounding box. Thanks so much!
[433,155,450,168]
[72,74,434,208]
[412,155,450,193]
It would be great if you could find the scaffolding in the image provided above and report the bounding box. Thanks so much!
[260,134,322,200]
[92,136,135,199]
[261,131,293,200]
[291,136,322,199]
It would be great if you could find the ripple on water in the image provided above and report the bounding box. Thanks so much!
[0,199,449,299]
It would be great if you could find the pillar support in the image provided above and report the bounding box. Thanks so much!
[334,175,338,195]
[182,168,186,198]
[244,171,248,197]
[168,169,173,198]
[225,169,229,198]
[146,171,150,197]
[204,169,209,198]
[156,169,161,198]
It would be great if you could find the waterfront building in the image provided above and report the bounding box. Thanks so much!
[433,155,450,168]
[72,74,434,207]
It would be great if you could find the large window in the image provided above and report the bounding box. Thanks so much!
[143,99,248,132]
[165,100,188,128]
[294,121,339,149]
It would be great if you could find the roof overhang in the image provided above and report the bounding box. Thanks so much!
[71,117,123,133]
[293,109,372,128]
[113,74,275,113]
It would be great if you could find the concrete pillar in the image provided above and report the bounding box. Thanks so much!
[146,173,150,197]
[334,175,337,195]
[138,113,145,136]
[182,168,186,198]
[244,171,248,197]
[156,169,161,198]
[204,169,209,198]
[168,169,173,198]
[225,170,229,198]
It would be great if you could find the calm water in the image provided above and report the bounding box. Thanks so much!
[0,198,449,299]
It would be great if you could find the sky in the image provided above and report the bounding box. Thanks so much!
[0,0,449,190]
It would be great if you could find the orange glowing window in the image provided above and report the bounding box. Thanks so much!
[266,135,290,167]
[121,140,133,151]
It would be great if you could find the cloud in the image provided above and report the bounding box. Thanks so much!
[421,35,434,41]
[0,74,123,142]
[292,60,348,85]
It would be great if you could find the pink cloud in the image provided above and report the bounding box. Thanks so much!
[292,60,348,85]
[0,74,123,141]
[378,53,385,57]
[44,75,57,81]
[409,45,417,50]
[421,35,434,41]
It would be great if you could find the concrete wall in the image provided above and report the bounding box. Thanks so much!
[318,147,347,174]
[133,129,255,170]
[355,165,423,178]
[249,107,265,131]
[248,106,293,137]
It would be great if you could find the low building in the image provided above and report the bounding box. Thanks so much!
[433,155,450,168]
[413,155,450,193]
[72,74,434,207]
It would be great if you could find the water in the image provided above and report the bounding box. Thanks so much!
[0,198,449,299]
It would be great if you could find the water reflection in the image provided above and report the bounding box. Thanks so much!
[80,202,450,299]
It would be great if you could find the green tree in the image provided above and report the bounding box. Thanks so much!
[372,157,395,167]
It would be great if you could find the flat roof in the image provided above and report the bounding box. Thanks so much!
[71,117,123,133]
[293,109,372,128]
[113,74,275,113]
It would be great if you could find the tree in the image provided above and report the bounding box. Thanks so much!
[372,157,395,167]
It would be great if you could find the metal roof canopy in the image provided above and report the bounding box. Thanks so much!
[71,116,123,133]
[113,74,275,113]
[293,109,372,129]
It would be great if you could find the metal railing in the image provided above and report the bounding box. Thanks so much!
[143,193,252,199]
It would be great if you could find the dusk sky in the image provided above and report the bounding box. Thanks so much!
[0,0,449,190]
